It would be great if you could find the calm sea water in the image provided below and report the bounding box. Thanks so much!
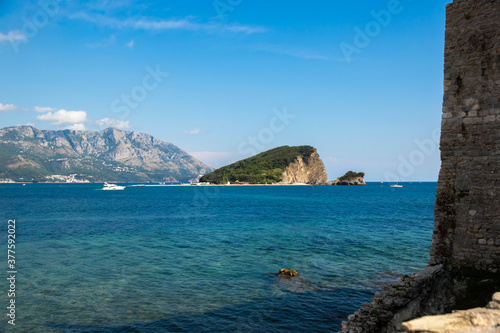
[0,182,436,332]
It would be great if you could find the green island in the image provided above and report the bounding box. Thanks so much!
[199,145,316,184]
[339,171,365,182]
[328,170,366,185]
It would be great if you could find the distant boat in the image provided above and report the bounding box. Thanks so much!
[101,182,125,190]
[390,174,403,188]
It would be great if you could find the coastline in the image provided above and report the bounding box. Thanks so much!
[128,183,313,187]
[0,181,437,185]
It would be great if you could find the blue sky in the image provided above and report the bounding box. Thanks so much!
[0,0,450,181]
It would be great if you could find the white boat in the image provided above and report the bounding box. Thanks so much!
[101,182,125,190]
[390,174,403,188]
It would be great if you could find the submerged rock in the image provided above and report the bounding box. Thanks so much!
[278,269,299,277]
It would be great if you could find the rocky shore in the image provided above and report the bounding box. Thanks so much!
[402,292,500,332]
[340,265,500,332]
[339,265,455,332]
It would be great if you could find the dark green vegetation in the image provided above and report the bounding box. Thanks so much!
[200,145,316,184]
[0,126,212,182]
[338,171,365,182]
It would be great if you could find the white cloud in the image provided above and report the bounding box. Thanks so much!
[224,24,267,34]
[71,12,266,34]
[36,109,88,125]
[84,0,135,11]
[127,39,134,47]
[95,118,131,129]
[0,30,26,42]
[66,123,87,131]
[189,151,241,169]
[34,106,54,113]
[184,128,200,135]
[72,12,190,30]
[133,18,192,30]
[0,103,16,112]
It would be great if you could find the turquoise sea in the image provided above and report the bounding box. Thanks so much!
[0,182,436,332]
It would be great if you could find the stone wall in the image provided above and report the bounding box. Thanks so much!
[339,1,499,331]
[430,0,500,273]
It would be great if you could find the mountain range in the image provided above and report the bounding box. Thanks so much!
[0,126,212,182]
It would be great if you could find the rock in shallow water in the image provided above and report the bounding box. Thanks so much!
[278,269,299,277]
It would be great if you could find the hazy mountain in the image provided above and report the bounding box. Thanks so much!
[0,126,212,182]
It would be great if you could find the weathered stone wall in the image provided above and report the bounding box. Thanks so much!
[430,0,500,273]
[339,1,499,331]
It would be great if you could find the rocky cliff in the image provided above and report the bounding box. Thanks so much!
[199,145,328,184]
[280,151,328,185]
[0,125,212,182]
